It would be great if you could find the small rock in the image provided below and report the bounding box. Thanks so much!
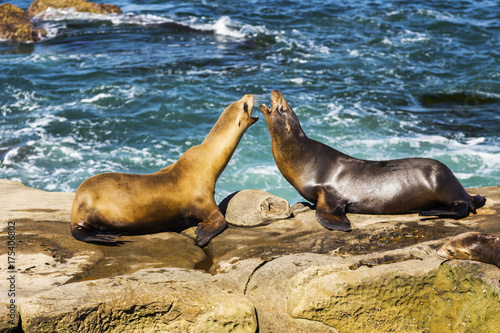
[220,190,292,227]
[290,202,313,215]
[0,4,47,43]
[27,0,123,19]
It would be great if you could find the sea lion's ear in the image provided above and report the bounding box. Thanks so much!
[286,123,291,134]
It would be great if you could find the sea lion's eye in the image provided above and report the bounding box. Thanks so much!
[244,103,248,113]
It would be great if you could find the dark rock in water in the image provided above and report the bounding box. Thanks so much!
[27,0,123,19]
[0,4,47,43]
[419,91,499,107]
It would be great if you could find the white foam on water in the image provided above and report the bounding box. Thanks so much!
[32,7,267,43]
[2,148,21,166]
[112,13,172,26]
[246,164,281,176]
[81,93,113,104]
[212,16,246,38]
[11,114,66,138]
[33,7,119,22]
[290,78,304,85]
[400,30,430,45]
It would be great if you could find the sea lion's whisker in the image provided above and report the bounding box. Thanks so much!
[252,94,270,105]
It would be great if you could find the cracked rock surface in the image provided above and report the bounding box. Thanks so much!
[1,179,499,332]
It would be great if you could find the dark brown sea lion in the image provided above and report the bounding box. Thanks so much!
[71,94,258,246]
[260,89,486,231]
[438,232,500,268]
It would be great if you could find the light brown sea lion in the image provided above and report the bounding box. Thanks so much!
[437,232,500,268]
[71,94,258,246]
[260,89,486,231]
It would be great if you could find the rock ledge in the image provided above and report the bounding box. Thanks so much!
[1,179,499,332]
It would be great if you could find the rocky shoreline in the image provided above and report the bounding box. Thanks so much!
[0,179,499,332]
[0,0,121,43]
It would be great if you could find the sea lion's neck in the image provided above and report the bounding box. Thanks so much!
[157,112,245,182]
[270,120,310,160]
[268,120,311,185]
[200,120,245,180]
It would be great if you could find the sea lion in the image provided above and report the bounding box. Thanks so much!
[260,89,486,231]
[437,232,500,268]
[71,94,258,247]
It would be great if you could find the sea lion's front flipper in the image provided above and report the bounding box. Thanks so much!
[315,191,351,231]
[194,209,228,247]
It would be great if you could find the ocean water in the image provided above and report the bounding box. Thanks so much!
[1,0,499,204]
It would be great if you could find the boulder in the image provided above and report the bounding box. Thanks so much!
[0,4,47,43]
[220,190,292,227]
[27,0,122,19]
[287,257,500,332]
[19,268,257,333]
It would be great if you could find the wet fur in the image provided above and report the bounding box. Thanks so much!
[260,89,486,231]
[71,95,258,247]
[438,232,500,267]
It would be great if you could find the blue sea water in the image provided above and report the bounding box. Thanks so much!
[1,0,499,204]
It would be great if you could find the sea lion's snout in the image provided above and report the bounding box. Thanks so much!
[271,89,282,110]
[248,104,259,123]
[260,89,293,124]
[260,103,271,116]
[241,94,259,124]
[436,244,454,259]
[270,89,291,115]
[259,89,286,117]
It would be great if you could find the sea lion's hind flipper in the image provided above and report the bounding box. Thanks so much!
[315,191,351,232]
[419,201,469,219]
[194,210,228,247]
[71,226,123,245]
[471,194,486,210]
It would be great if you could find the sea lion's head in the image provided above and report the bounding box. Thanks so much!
[437,232,482,260]
[259,89,303,139]
[224,94,259,129]
[437,232,500,267]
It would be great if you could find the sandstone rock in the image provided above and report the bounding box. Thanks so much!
[290,201,313,215]
[0,4,47,43]
[287,250,443,331]
[1,180,499,332]
[0,302,19,333]
[19,268,258,333]
[284,250,500,332]
[27,0,123,19]
[237,244,500,333]
[237,244,435,332]
[241,253,340,333]
[220,190,292,227]
[429,260,500,332]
